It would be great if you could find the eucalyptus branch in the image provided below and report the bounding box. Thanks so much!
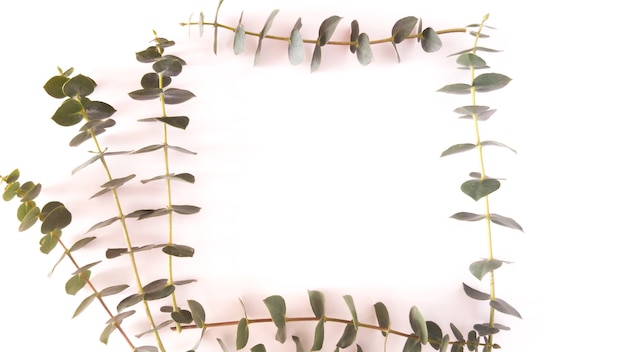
[0,171,136,351]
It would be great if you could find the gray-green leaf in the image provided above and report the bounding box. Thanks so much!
[254,9,279,66]
[490,298,522,318]
[469,259,503,280]
[288,18,305,65]
[356,33,373,66]
[473,73,512,92]
[461,178,500,201]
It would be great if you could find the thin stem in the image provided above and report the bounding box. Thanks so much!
[469,14,496,352]
[80,104,167,352]
[153,30,181,332]
[180,21,466,46]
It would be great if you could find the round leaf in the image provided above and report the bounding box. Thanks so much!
[421,27,442,52]
[356,33,373,66]
[52,99,84,126]
[63,74,96,97]
[44,75,70,98]
[461,178,500,201]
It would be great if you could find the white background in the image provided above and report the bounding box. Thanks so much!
[0,0,624,351]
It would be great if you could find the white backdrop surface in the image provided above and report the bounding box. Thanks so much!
[0,1,624,351]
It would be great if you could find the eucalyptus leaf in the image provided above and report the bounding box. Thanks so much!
[213,0,224,54]
[99,174,136,190]
[141,72,171,89]
[454,105,490,115]
[461,178,500,201]
[482,140,517,153]
[40,201,72,234]
[449,323,464,343]
[2,182,19,201]
[462,283,490,300]
[20,181,41,202]
[421,27,442,52]
[350,20,359,53]
[153,58,183,77]
[6,169,19,183]
[308,290,325,319]
[144,285,175,301]
[402,336,421,352]
[233,12,246,55]
[343,295,359,328]
[169,145,197,155]
[87,216,119,233]
[473,323,499,336]
[288,18,305,65]
[52,99,84,126]
[292,336,306,352]
[171,310,193,324]
[450,212,485,222]
[490,213,524,232]
[72,260,101,275]
[72,293,96,318]
[426,321,443,350]
[136,46,161,63]
[473,73,511,93]
[236,318,249,349]
[163,244,195,257]
[490,298,522,318]
[44,75,70,98]
[336,323,357,349]
[263,295,287,328]
[133,144,164,154]
[457,109,498,121]
[456,53,488,69]
[84,100,116,120]
[18,206,40,232]
[356,33,373,66]
[311,44,322,72]
[39,233,59,254]
[251,344,266,352]
[318,15,342,46]
[117,293,144,312]
[437,83,471,95]
[63,74,96,97]
[312,318,325,351]
[100,284,130,297]
[100,323,117,344]
[168,205,200,216]
[447,47,502,57]
[65,270,91,295]
[466,330,478,351]
[374,302,390,336]
[217,338,229,352]
[135,347,159,352]
[440,335,450,352]
[469,259,503,280]
[409,306,428,344]
[440,143,475,157]
[134,319,174,338]
[163,88,195,104]
[128,88,162,101]
[254,9,280,66]
[392,16,418,43]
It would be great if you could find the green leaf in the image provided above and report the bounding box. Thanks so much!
[356,33,373,66]
[318,16,342,46]
[187,300,206,328]
[140,173,195,184]
[426,321,443,350]
[100,284,130,297]
[158,115,190,129]
[163,88,195,104]
[212,0,224,54]
[392,16,418,43]
[440,335,450,352]
[117,293,144,312]
[473,73,512,92]
[134,320,174,338]
[350,20,359,53]
[450,323,464,343]
[402,336,421,352]
[288,18,305,65]
[437,83,471,95]
[490,298,522,318]
[52,98,84,126]
[490,213,523,231]
[236,318,249,349]
[65,270,91,295]
[456,53,488,69]
[40,201,72,234]
[409,306,428,344]
[84,100,116,120]
[144,285,175,301]
[233,12,246,55]
[217,338,229,352]
[141,72,171,89]
[128,88,162,101]
[20,182,41,202]
[254,9,280,66]
[44,75,70,98]
[250,344,266,352]
[99,174,136,190]
[337,324,357,348]
[135,347,158,352]
[63,74,96,97]
[87,216,119,233]
[136,46,161,63]
[469,259,503,280]
[473,323,499,336]
[482,140,517,153]
[3,182,20,201]
[374,302,390,336]
[73,293,96,318]
[153,58,183,77]
[461,178,500,201]
[172,205,201,215]
[343,295,359,328]
[466,330,478,351]
[39,233,59,254]
[311,44,322,72]
[462,283,490,300]
[169,145,197,155]
[440,143,475,157]
[6,169,19,183]
[454,105,490,115]
[312,319,325,351]
[263,295,286,329]
[100,323,117,344]
[421,28,442,52]
[171,309,193,324]
[450,212,485,222]
[163,244,195,257]
[72,261,101,275]
[308,290,325,319]
[292,336,306,352]
[336,323,357,349]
